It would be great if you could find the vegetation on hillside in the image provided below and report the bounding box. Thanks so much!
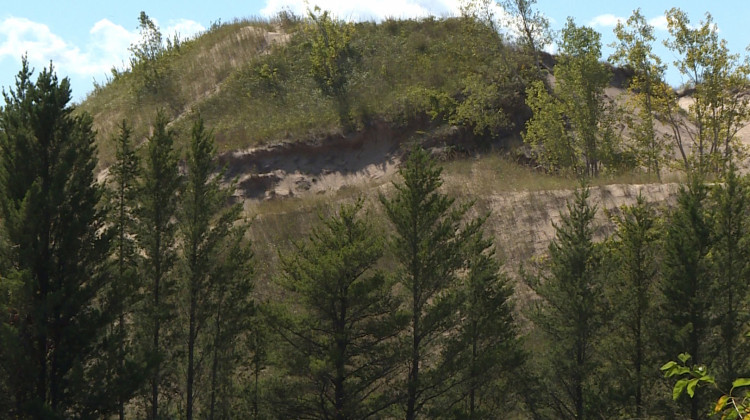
[5,2,750,419]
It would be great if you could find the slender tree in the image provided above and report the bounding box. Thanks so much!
[604,195,660,418]
[206,226,254,420]
[501,0,552,79]
[662,8,750,175]
[610,9,669,179]
[441,221,524,419]
[525,187,604,420]
[105,120,144,420]
[380,147,473,420]
[710,166,750,388]
[179,116,252,419]
[0,59,114,417]
[523,19,617,176]
[136,110,181,419]
[658,180,713,419]
[273,200,401,419]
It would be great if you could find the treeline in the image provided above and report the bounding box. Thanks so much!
[3,60,750,420]
[4,6,750,420]
[0,61,527,419]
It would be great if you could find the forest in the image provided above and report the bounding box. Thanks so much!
[3,1,750,419]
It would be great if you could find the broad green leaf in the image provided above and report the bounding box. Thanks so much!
[678,353,691,364]
[733,378,750,388]
[661,361,677,371]
[674,378,688,400]
[687,378,698,398]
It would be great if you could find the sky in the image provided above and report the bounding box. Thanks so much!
[1,1,749,102]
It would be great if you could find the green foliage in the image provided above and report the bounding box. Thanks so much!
[135,110,182,418]
[601,195,661,418]
[104,120,146,419]
[82,15,529,164]
[441,222,525,418]
[525,186,604,420]
[179,116,254,419]
[523,19,620,177]
[523,80,573,172]
[0,59,115,417]
[272,199,401,419]
[659,355,750,420]
[710,166,750,388]
[663,8,750,175]
[380,147,481,420]
[305,7,356,131]
[501,0,552,79]
[610,9,669,179]
[129,11,172,97]
[658,179,714,418]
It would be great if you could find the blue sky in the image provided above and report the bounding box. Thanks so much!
[1,1,748,102]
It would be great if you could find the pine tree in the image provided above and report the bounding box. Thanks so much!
[205,227,254,420]
[380,147,472,420]
[105,120,145,419]
[658,180,713,419]
[0,60,114,417]
[136,110,181,419]
[442,221,524,419]
[604,195,660,418]
[710,165,750,388]
[526,187,603,420]
[179,116,253,419]
[273,199,401,419]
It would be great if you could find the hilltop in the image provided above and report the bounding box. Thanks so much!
[76,12,684,275]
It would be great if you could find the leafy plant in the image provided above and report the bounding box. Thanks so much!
[662,351,750,420]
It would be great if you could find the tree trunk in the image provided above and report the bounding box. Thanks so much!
[187,285,196,420]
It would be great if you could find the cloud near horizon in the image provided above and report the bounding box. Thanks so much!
[588,14,624,28]
[589,13,670,31]
[0,16,203,86]
[260,0,463,21]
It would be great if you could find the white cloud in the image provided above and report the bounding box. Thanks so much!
[0,16,204,87]
[164,19,205,41]
[0,16,138,79]
[588,14,625,28]
[649,15,668,31]
[260,0,463,21]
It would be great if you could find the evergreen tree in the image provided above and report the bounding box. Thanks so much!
[0,60,114,417]
[710,166,750,388]
[273,200,401,419]
[136,110,181,419]
[441,221,524,419]
[205,227,254,420]
[178,116,252,419]
[105,120,145,419]
[380,147,472,420]
[658,180,713,419]
[603,195,660,418]
[525,187,603,420]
